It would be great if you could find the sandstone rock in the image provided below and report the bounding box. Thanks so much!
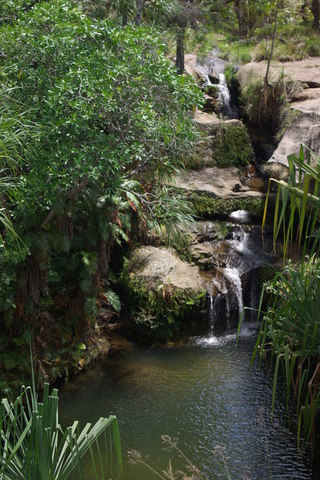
[184,54,207,85]
[192,135,216,166]
[237,58,320,90]
[193,109,221,132]
[124,246,208,339]
[262,98,320,179]
[291,87,320,102]
[238,58,320,179]
[129,246,206,292]
[171,167,263,200]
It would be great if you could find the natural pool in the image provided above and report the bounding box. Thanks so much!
[60,331,319,479]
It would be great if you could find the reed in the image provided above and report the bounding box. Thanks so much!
[255,146,320,447]
[0,382,123,480]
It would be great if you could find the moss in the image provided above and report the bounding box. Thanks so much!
[224,64,241,104]
[190,192,265,220]
[121,274,206,340]
[240,76,291,136]
[211,123,253,167]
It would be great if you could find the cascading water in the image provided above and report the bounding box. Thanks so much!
[198,213,269,345]
[223,266,244,321]
[196,48,237,119]
[217,73,233,118]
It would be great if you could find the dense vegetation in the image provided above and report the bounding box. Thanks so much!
[253,148,320,447]
[1,0,320,471]
[0,0,202,392]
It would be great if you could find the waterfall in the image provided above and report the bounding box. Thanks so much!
[217,73,232,118]
[207,292,222,335]
[223,266,244,321]
[198,220,266,343]
[196,49,237,119]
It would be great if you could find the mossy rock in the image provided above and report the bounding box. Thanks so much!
[120,246,207,340]
[122,277,206,340]
[190,192,265,220]
[191,119,253,169]
[211,122,253,168]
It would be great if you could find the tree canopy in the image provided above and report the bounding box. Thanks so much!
[0,0,202,390]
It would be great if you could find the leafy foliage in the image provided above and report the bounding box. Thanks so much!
[262,147,320,259]
[252,257,320,446]
[0,382,123,479]
[255,147,320,446]
[121,269,206,339]
[0,0,202,389]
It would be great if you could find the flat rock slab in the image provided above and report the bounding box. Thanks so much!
[184,54,207,83]
[193,109,221,130]
[292,88,320,102]
[238,58,320,88]
[291,98,320,116]
[171,167,263,199]
[130,246,206,291]
[193,109,244,133]
[263,98,320,178]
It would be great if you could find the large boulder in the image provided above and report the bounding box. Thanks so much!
[128,246,205,291]
[184,54,208,85]
[237,59,320,90]
[192,111,253,168]
[261,96,320,179]
[170,167,265,220]
[121,246,207,339]
[238,59,320,179]
[193,109,221,132]
[172,166,246,198]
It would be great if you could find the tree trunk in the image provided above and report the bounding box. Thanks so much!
[265,5,278,86]
[312,0,319,29]
[135,0,144,26]
[234,0,247,36]
[122,11,128,27]
[176,27,185,75]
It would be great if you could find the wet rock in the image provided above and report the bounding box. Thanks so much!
[193,221,228,242]
[208,68,220,85]
[203,94,217,113]
[204,84,219,97]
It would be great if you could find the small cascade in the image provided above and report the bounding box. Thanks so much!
[196,215,270,343]
[196,49,237,119]
[208,293,215,334]
[217,73,233,118]
[223,266,244,321]
[207,291,222,335]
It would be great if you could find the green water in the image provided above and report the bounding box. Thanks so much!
[60,332,317,479]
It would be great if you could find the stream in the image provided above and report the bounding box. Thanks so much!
[60,333,318,479]
[59,51,319,480]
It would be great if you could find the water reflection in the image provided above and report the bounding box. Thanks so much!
[60,336,316,479]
